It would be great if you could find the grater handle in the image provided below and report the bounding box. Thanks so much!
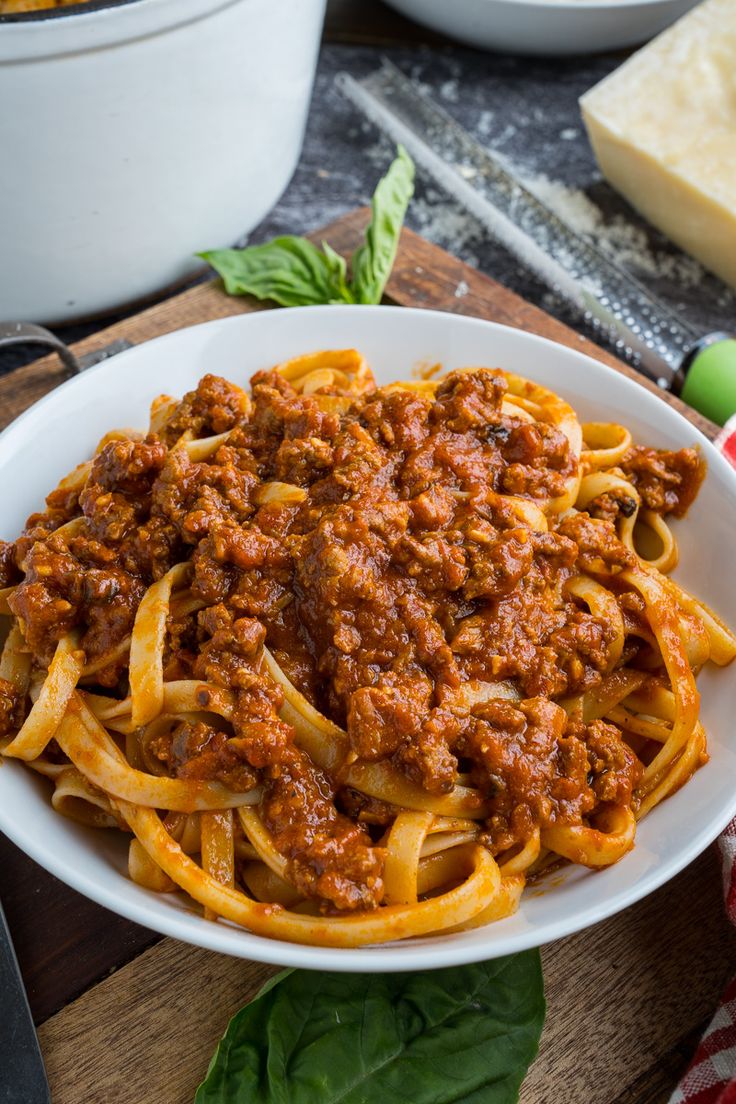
[680,335,736,427]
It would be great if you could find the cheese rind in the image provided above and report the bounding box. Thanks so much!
[580,0,736,289]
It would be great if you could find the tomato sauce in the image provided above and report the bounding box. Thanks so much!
[0,368,698,910]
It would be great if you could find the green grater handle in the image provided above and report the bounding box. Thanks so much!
[680,336,736,427]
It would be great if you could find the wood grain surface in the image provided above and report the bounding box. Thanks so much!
[0,209,718,440]
[0,834,156,1024]
[1,208,730,1104]
[35,849,734,1104]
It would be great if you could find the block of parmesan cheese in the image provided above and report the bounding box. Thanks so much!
[580,0,736,289]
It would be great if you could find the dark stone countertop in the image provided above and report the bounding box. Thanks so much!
[255,43,733,343]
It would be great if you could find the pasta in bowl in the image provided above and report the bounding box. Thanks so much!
[1,306,735,969]
[0,1,95,12]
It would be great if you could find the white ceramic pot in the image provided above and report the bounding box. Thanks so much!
[383,0,698,56]
[0,0,326,323]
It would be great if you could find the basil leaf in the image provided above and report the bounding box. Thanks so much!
[198,237,350,307]
[194,952,544,1104]
[321,240,355,304]
[199,148,415,309]
[350,144,415,305]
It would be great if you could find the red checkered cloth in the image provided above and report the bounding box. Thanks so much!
[668,416,736,1104]
[715,417,736,471]
[668,971,736,1104]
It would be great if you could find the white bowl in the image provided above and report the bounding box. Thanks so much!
[1,305,735,972]
[0,0,325,323]
[383,0,698,55]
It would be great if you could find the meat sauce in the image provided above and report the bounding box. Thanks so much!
[0,368,700,911]
[619,445,705,517]
[0,1,100,13]
[587,445,705,523]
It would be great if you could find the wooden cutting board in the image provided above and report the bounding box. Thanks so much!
[1,209,733,1104]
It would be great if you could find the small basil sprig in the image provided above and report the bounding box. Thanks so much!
[194,952,545,1104]
[199,146,415,307]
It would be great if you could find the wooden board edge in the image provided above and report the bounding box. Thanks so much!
[0,206,718,441]
[34,848,735,1104]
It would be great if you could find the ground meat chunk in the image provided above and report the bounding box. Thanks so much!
[531,530,578,575]
[468,706,642,855]
[556,512,635,573]
[501,462,569,500]
[9,526,149,670]
[274,435,334,485]
[409,484,456,531]
[80,568,145,664]
[347,673,431,761]
[0,541,20,588]
[501,420,570,469]
[395,708,462,794]
[77,437,165,549]
[209,523,286,573]
[9,540,83,662]
[13,486,82,574]
[619,446,705,517]
[394,533,467,594]
[580,718,643,805]
[432,369,507,433]
[162,720,259,792]
[495,418,574,501]
[546,611,617,692]
[261,746,384,911]
[452,560,615,700]
[153,448,257,541]
[0,678,22,737]
[461,697,587,852]
[585,490,638,524]
[85,437,166,498]
[161,374,249,444]
[463,528,534,599]
[194,604,266,689]
[337,788,396,827]
[359,390,432,451]
[119,514,181,581]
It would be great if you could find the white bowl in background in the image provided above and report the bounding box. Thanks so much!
[383,0,698,55]
[1,304,735,971]
[0,0,326,323]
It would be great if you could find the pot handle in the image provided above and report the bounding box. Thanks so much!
[0,322,81,377]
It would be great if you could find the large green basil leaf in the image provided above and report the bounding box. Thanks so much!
[198,237,353,307]
[350,144,415,305]
[199,148,415,308]
[195,952,544,1104]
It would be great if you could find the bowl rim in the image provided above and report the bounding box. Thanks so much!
[0,0,692,27]
[1,303,735,972]
[386,0,694,16]
[0,0,247,61]
[0,0,141,23]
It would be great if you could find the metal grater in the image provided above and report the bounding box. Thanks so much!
[336,61,718,397]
